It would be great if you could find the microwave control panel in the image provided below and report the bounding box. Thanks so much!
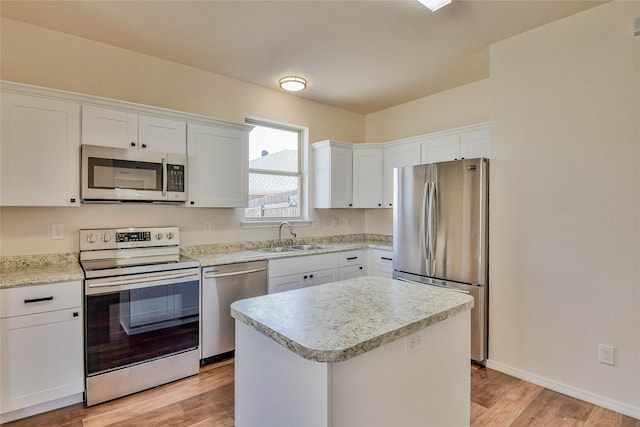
[167,164,185,192]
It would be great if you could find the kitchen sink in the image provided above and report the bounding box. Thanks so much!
[257,247,296,253]
[257,244,332,253]
[288,244,331,251]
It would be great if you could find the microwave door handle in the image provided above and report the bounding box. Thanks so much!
[162,157,167,197]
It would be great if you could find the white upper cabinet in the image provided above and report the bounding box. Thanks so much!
[82,105,186,154]
[420,123,490,164]
[382,140,421,208]
[186,123,250,208]
[352,145,383,208]
[1,92,80,207]
[313,140,353,208]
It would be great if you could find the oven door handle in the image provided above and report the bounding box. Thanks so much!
[204,267,267,279]
[87,270,197,290]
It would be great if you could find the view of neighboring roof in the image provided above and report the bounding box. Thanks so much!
[249,150,297,195]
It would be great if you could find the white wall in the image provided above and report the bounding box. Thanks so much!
[488,0,640,417]
[0,18,366,256]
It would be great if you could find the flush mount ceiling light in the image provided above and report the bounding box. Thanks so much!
[417,0,451,12]
[279,76,307,92]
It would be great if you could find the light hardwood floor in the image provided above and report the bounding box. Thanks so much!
[3,359,638,427]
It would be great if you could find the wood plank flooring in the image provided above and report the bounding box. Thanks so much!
[3,359,638,426]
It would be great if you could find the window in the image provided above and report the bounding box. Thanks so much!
[244,119,303,220]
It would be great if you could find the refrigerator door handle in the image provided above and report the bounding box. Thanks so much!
[421,181,429,265]
[430,180,437,271]
[426,180,435,271]
[396,277,471,295]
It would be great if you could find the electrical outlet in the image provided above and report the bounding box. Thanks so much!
[51,223,64,240]
[599,344,615,366]
[203,221,212,232]
[405,330,425,355]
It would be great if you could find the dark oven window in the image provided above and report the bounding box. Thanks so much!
[85,280,199,376]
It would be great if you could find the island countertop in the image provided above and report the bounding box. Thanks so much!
[230,276,474,363]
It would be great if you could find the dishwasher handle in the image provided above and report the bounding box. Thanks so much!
[204,267,267,279]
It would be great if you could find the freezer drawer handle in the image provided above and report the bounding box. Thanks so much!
[396,277,470,294]
[204,267,267,279]
[24,296,54,304]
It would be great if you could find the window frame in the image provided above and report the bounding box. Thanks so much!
[241,117,310,228]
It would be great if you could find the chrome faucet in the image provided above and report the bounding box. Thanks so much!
[278,221,296,246]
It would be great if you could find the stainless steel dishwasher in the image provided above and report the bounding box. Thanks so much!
[201,260,267,363]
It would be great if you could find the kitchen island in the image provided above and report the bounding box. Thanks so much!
[231,276,474,427]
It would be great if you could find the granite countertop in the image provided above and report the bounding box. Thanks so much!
[0,235,392,288]
[191,242,390,267]
[231,276,474,363]
[0,254,84,289]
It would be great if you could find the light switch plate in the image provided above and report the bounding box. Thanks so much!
[51,223,64,240]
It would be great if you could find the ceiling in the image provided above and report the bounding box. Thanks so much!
[0,0,606,114]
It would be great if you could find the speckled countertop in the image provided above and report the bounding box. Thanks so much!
[231,276,474,363]
[0,234,392,289]
[0,253,84,289]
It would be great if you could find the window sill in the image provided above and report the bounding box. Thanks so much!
[241,219,313,229]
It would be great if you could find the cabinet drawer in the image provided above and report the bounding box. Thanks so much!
[0,281,82,318]
[268,253,339,278]
[339,250,363,267]
[370,249,393,267]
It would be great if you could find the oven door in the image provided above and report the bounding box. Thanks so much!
[85,268,200,377]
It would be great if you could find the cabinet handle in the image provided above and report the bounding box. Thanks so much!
[24,296,53,304]
[70,198,76,203]
[190,201,195,205]
[73,312,79,317]
[131,142,136,147]
[349,204,353,207]
[381,257,392,261]
[142,143,147,148]
[303,275,308,279]
[389,203,393,206]
[359,266,363,270]
[378,203,382,207]
[347,257,358,261]
[309,274,314,278]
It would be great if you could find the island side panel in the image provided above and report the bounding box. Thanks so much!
[234,321,330,427]
[331,310,471,427]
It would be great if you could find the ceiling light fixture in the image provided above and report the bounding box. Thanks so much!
[417,0,451,12]
[279,76,307,92]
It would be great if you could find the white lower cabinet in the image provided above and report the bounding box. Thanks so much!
[368,248,394,278]
[0,281,84,423]
[268,252,341,294]
[338,250,364,280]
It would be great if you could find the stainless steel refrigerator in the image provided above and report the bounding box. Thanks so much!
[393,158,489,364]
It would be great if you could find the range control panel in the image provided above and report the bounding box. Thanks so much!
[79,227,179,251]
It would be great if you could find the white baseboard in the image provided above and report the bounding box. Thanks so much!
[486,359,640,420]
[0,393,84,424]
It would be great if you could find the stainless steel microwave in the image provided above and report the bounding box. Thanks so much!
[81,144,187,203]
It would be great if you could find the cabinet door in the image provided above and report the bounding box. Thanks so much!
[0,308,83,413]
[186,123,249,207]
[339,265,363,280]
[268,274,304,294]
[382,142,421,207]
[330,146,353,208]
[420,134,461,164]
[305,268,339,288]
[352,147,383,208]
[82,105,138,149]
[460,127,490,159]
[139,116,186,154]
[1,93,80,206]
